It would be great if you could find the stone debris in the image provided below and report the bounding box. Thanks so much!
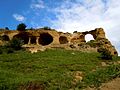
[72,71,83,85]
[101,62,107,67]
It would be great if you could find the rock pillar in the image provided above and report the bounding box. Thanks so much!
[28,37,31,44]
[36,37,39,45]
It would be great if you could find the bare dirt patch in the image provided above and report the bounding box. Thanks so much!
[85,78,120,90]
[99,78,120,90]
[18,81,45,90]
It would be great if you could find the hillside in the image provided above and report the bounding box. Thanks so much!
[0,49,120,90]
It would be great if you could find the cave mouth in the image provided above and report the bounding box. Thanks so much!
[2,35,10,41]
[31,36,36,44]
[59,36,68,44]
[13,33,29,44]
[39,33,53,46]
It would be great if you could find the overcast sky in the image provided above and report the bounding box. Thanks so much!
[0,0,120,55]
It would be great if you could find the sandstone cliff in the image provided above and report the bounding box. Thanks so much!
[0,28,118,56]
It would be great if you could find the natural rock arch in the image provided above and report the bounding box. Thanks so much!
[13,33,29,44]
[59,36,68,44]
[39,33,53,45]
[2,35,10,41]
[85,34,95,42]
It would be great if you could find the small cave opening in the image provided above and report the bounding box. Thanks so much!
[39,33,53,45]
[2,35,10,41]
[59,36,68,44]
[13,33,29,44]
[30,36,36,44]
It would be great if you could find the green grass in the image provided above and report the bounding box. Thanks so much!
[0,49,120,90]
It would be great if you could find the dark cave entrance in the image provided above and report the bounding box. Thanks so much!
[13,33,29,44]
[59,36,68,44]
[39,33,53,45]
[2,35,10,41]
[30,36,36,44]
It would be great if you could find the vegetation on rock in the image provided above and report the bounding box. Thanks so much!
[6,38,23,50]
[98,48,113,60]
[17,23,27,31]
[5,27,9,30]
[43,26,51,30]
[0,48,2,54]
[0,38,23,54]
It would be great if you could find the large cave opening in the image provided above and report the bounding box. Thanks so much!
[39,33,53,45]
[2,35,10,41]
[59,36,68,44]
[13,33,29,44]
[31,36,36,44]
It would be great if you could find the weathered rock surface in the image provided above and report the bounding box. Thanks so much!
[0,28,118,56]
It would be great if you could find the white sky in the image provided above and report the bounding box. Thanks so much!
[50,0,120,55]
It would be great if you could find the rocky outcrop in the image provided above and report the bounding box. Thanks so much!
[0,28,118,56]
[70,32,85,43]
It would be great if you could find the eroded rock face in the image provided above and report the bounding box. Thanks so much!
[0,28,118,56]
[70,32,85,44]
[90,28,106,40]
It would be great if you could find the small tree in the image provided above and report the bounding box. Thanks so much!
[73,31,77,33]
[17,23,27,31]
[5,27,9,30]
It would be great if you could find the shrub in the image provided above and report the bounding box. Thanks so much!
[87,40,97,48]
[73,31,77,33]
[98,48,112,60]
[0,48,2,54]
[7,48,14,54]
[5,27,9,30]
[17,23,27,31]
[43,26,51,30]
[1,35,10,41]
[6,38,23,50]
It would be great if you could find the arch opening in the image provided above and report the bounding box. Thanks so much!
[39,33,53,45]
[13,33,29,44]
[31,36,36,44]
[85,34,94,42]
[2,35,10,41]
[59,36,68,44]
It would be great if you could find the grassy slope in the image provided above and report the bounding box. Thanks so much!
[0,49,120,90]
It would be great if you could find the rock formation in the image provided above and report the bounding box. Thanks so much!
[0,28,118,56]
